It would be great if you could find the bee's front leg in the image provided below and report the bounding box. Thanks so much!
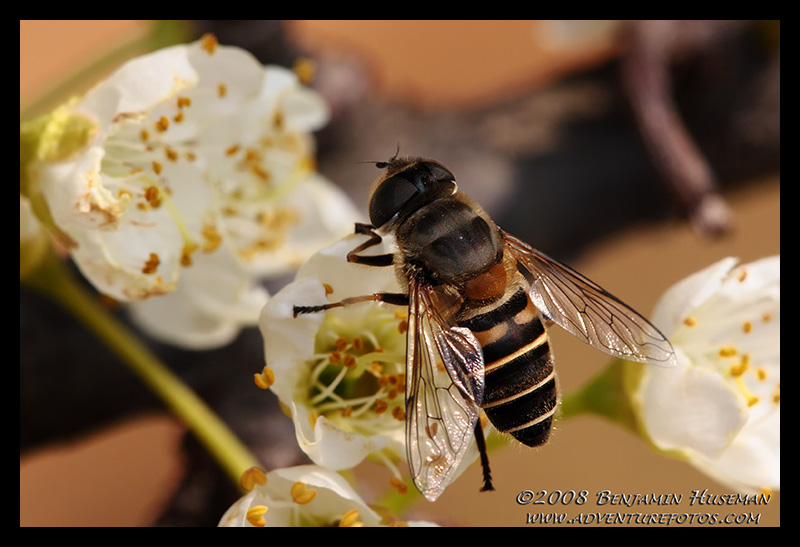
[347,223,394,267]
[292,292,409,317]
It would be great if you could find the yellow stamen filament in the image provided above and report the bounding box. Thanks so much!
[290,482,317,505]
[246,505,268,527]
[339,509,362,527]
[240,467,268,492]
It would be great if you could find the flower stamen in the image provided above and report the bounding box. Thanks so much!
[246,505,268,527]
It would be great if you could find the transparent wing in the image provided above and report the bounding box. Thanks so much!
[503,230,677,367]
[405,280,485,502]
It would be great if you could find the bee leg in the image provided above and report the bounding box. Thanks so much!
[347,223,395,267]
[474,419,495,493]
[293,292,409,317]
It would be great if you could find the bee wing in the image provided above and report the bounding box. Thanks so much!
[405,280,484,502]
[502,230,677,367]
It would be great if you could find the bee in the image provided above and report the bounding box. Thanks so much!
[293,156,677,502]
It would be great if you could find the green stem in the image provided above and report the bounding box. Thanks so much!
[559,359,641,435]
[23,251,261,489]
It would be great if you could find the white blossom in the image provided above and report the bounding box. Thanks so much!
[23,35,360,348]
[259,233,409,478]
[632,256,780,493]
[219,465,437,527]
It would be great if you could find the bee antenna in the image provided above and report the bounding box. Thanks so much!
[359,143,402,169]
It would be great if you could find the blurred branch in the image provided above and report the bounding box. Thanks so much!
[622,20,736,238]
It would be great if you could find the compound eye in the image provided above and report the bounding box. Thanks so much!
[369,175,418,228]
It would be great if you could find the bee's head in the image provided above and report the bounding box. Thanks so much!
[368,156,457,230]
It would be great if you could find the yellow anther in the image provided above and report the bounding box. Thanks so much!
[254,366,275,390]
[328,351,342,365]
[392,406,406,421]
[756,367,767,381]
[225,144,240,157]
[155,115,169,132]
[173,111,184,123]
[164,146,179,162]
[142,252,160,275]
[218,83,227,98]
[323,283,334,296]
[746,395,760,407]
[201,226,223,253]
[351,337,364,350]
[293,57,316,85]
[246,505,268,527]
[139,128,150,142]
[339,509,362,527]
[240,467,268,492]
[718,346,738,358]
[683,316,698,327]
[334,337,348,351]
[343,354,357,368]
[152,161,163,175]
[177,96,191,109]
[180,242,198,267]
[390,476,408,494]
[398,320,408,334]
[201,33,218,54]
[742,321,753,333]
[341,406,353,417]
[374,399,388,414]
[144,185,161,208]
[291,482,317,505]
[737,268,748,282]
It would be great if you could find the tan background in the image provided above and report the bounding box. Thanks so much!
[20,20,779,526]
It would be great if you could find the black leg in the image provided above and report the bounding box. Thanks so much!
[293,292,409,317]
[347,223,395,268]
[474,420,495,493]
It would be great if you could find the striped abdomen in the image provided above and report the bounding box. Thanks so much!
[458,288,557,447]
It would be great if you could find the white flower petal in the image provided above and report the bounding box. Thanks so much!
[635,256,780,492]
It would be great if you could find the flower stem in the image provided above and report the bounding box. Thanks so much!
[23,250,261,489]
[559,359,641,435]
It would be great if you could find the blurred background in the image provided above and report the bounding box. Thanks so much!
[20,20,779,526]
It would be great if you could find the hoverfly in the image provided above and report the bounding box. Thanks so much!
[293,156,677,502]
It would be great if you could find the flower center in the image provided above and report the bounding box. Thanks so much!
[306,307,407,431]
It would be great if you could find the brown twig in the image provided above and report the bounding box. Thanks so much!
[622,20,734,238]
